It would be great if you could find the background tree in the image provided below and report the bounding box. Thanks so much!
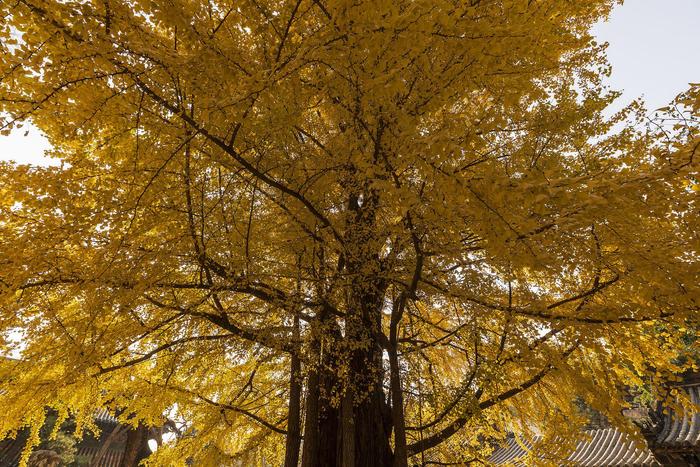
[0,0,697,465]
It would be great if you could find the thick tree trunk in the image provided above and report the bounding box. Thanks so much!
[300,306,394,467]
[301,369,321,467]
[284,321,302,467]
[341,268,394,466]
[301,194,397,466]
[301,313,341,467]
[340,388,355,467]
[347,344,393,467]
[351,383,393,466]
[389,346,408,467]
[119,423,150,467]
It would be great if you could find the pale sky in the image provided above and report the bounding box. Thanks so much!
[593,0,700,114]
[1,0,699,166]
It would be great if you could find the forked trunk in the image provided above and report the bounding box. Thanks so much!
[301,344,394,467]
[301,197,400,466]
[301,293,395,466]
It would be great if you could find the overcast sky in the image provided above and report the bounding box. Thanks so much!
[2,0,700,166]
[593,0,700,113]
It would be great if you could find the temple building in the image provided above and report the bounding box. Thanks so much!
[489,377,700,466]
[0,408,154,467]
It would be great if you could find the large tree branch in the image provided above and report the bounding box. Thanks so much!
[97,334,231,375]
[407,342,579,456]
[17,0,343,247]
[126,72,343,245]
[151,382,288,435]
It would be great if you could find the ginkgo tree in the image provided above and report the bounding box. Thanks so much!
[0,0,698,466]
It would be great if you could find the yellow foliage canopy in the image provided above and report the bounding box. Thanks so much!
[0,0,697,465]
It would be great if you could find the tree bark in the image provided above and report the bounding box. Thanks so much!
[300,299,393,466]
[302,193,394,466]
[389,345,408,467]
[91,425,125,467]
[284,316,302,467]
[300,368,321,467]
[301,312,341,467]
[340,388,355,467]
[119,423,150,467]
[343,280,393,466]
[351,380,393,467]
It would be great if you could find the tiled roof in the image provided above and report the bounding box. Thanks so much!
[489,385,700,465]
[488,429,658,466]
[0,409,122,466]
[654,384,700,448]
[0,435,26,466]
[94,407,119,425]
[0,442,126,467]
[0,436,127,467]
[77,446,124,467]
